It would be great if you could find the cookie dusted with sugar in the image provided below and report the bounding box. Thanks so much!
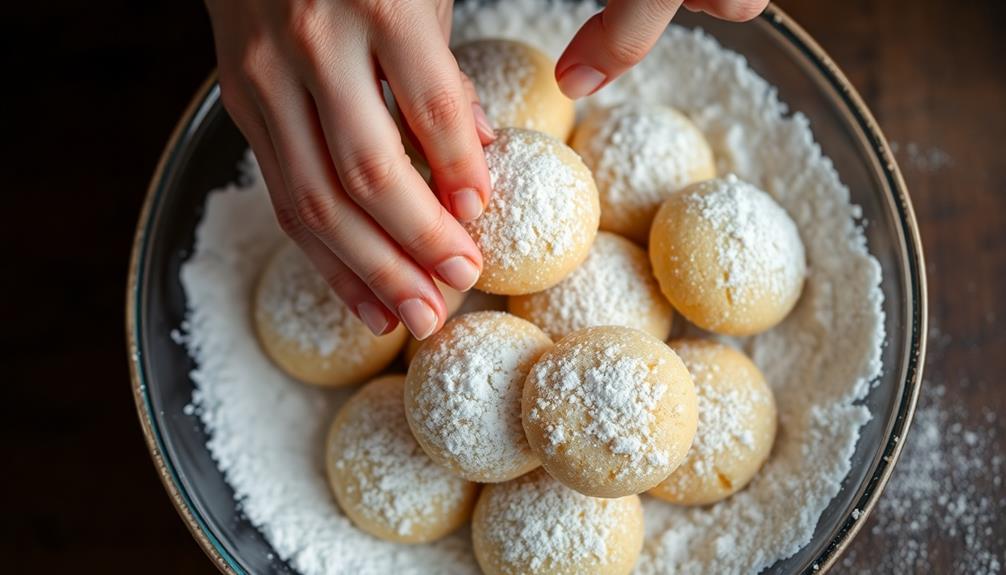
[472,469,644,575]
[465,128,600,295]
[522,326,698,498]
[649,175,807,336]
[405,311,552,482]
[454,39,575,141]
[570,103,715,244]
[325,375,479,543]
[508,231,673,341]
[650,339,777,505]
[254,241,407,386]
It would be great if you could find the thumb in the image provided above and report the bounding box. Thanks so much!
[555,0,683,99]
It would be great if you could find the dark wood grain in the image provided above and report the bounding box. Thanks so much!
[4,1,1002,573]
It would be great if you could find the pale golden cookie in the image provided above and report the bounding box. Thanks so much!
[508,231,673,341]
[650,339,777,506]
[570,103,715,244]
[325,375,479,543]
[455,39,575,140]
[254,242,407,386]
[523,326,698,498]
[472,469,644,575]
[649,175,806,336]
[405,311,552,482]
[466,128,599,295]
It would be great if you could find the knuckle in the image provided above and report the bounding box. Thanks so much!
[364,0,408,30]
[292,185,344,235]
[413,85,465,135]
[288,5,329,58]
[274,204,304,237]
[341,151,399,205]
[360,256,400,292]
[603,33,648,67]
[404,210,451,256]
[238,41,275,92]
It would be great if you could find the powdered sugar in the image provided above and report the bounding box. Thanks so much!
[683,175,806,305]
[466,127,591,272]
[258,242,362,360]
[455,40,535,130]
[512,232,670,340]
[331,377,471,537]
[176,1,887,573]
[408,312,547,479]
[528,342,670,478]
[576,103,712,213]
[479,470,617,571]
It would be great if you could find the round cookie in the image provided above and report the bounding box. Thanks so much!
[472,469,643,575]
[325,375,479,543]
[405,311,552,482]
[454,39,575,141]
[402,279,468,365]
[649,175,806,336]
[254,242,407,386]
[649,339,777,505]
[466,128,599,295]
[508,231,673,341]
[522,326,698,498]
[570,103,715,244]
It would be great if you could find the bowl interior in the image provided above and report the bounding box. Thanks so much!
[132,8,922,574]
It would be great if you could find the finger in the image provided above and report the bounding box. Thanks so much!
[555,0,684,99]
[221,78,399,336]
[682,0,766,21]
[373,9,493,222]
[250,68,448,340]
[306,43,486,298]
[460,71,496,145]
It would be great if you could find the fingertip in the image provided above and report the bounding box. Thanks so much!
[472,102,496,144]
[556,64,607,100]
[356,301,399,336]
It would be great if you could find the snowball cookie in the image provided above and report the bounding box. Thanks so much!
[465,128,600,295]
[405,311,552,482]
[401,279,468,365]
[472,469,643,575]
[326,375,479,543]
[649,175,806,336]
[454,39,575,141]
[650,339,777,506]
[523,326,698,497]
[508,231,673,341]
[570,103,715,244]
[254,242,407,386]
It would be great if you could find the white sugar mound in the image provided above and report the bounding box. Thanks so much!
[177,1,885,573]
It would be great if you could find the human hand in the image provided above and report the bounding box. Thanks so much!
[205,0,495,340]
[556,0,768,98]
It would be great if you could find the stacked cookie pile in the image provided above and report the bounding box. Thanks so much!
[252,38,805,575]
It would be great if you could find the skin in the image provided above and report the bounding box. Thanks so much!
[205,0,767,340]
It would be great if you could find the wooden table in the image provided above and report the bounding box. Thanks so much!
[5,0,1002,572]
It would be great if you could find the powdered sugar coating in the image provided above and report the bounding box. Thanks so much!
[650,175,807,335]
[327,376,478,542]
[472,469,644,575]
[523,326,698,497]
[571,103,715,243]
[466,128,599,294]
[651,339,777,506]
[178,1,887,572]
[258,242,365,360]
[254,241,406,386]
[508,231,673,340]
[405,311,551,482]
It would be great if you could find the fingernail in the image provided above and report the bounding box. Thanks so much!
[557,64,606,99]
[398,298,438,340]
[357,302,389,336]
[436,256,480,292]
[472,103,496,141]
[451,188,484,222]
